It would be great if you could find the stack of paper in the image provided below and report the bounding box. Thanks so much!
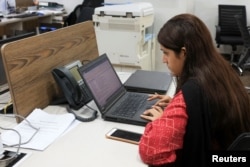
[1,108,76,151]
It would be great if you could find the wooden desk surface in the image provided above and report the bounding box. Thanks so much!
[1,21,99,121]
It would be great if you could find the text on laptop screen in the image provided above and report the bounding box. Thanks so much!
[82,59,122,107]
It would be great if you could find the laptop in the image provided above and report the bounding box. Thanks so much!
[124,70,172,94]
[78,54,157,126]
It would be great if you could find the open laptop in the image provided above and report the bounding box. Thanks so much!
[78,54,157,126]
[124,70,172,94]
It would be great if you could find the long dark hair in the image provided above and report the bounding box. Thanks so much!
[158,13,250,148]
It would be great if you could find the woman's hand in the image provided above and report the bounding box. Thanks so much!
[148,93,172,108]
[140,106,164,121]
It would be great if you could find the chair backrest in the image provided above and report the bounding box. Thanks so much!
[64,1,103,26]
[76,7,95,23]
[64,4,83,26]
[235,15,250,48]
[82,0,103,8]
[219,5,246,36]
[228,132,250,151]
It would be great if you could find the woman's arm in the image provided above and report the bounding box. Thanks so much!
[139,91,188,166]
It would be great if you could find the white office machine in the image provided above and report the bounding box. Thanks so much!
[93,2,155,71]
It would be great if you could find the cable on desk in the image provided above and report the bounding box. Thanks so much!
[13,114,40,132]
[0,125,27,167]
[85,104,97,113]
[0,100,13,114]
[0,127,21,155]
[0,126,21,164]
[0,114,40,165]
[0,114,40,147]
[3,100,12,114]
[66,104,98,122]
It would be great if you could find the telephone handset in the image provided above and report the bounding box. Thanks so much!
[52,60,97,122]
[52,60,92,110]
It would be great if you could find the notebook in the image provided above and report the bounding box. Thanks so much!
[78,54,157,126]
[124,70,172,94]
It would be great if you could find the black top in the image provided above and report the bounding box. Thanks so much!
[177,79,212,166]
[149,79,212,167]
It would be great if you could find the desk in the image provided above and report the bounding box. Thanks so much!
[19,104,146,167]
[0,13,64,37]
[0,73,175,167]
[0,104,146,167]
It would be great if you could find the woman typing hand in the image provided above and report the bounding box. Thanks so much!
[141,94,171,121]
[148,93,172,108]
[140,105,164,121]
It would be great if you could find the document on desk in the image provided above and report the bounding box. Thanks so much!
[1,108,76,151]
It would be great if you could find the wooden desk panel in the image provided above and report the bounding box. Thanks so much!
[1,21,99,121]
[22,19,39,32]
[3,21,22,37]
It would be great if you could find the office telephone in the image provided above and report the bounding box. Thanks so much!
[52,60,97,122]
[52,60,92,110]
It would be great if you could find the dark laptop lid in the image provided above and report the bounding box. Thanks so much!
[124,70,172,94]
[78,54,126,113]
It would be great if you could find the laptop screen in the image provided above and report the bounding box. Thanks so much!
[79,54,125,111]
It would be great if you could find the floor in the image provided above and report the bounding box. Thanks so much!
[240,70,250,87]
[222,53,250,87]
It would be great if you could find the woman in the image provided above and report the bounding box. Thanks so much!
[139,13,250,167]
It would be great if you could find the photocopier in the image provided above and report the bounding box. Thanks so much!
[93,2,155,71]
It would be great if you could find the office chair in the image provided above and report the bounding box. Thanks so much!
[228,132,250,151]
[64,1,103,27]
[246,86,250,94]
[64,4,83,26]
[76,7,95,23]
[215,5,246,62]
[232,15,250,76]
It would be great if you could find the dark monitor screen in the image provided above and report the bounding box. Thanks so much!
[0,32,36,45]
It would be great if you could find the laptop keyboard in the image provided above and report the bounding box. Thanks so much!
[111,93,148,118]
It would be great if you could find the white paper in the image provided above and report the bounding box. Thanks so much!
[1,108,76,151]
